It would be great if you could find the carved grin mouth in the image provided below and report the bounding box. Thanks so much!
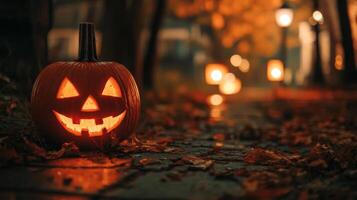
[53,111,126,137]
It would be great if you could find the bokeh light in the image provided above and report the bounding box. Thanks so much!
[312,10,324,23]
[239,59,250,73]
[211,70,223,81]
[267,60,284,81]
[219,73,242,95]
[205,63,228,85]
[207,94,224,106]
[230,54,242,67]
[275,8,294,27]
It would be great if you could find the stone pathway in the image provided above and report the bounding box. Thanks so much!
[0,94,356,199]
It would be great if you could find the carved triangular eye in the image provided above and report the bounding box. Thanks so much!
[57,77,80,99]
[101,77,122,97]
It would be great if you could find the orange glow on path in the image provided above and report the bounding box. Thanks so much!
[207,94,224,106]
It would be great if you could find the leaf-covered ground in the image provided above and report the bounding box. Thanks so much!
[0,91,356,199]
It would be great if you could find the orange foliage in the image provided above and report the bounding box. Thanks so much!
[169,0,310,56]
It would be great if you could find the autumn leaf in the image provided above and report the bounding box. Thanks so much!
[244,148,295,165]
[181,155,214,170]
[24,138,79,160]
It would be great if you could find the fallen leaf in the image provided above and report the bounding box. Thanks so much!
[308,159,328,169]
[242,179,259,192]
[119,137,176,153]
[24,138,79,160]
[138,157,160,166]
[244,148,295,165]
[181,155,214,170]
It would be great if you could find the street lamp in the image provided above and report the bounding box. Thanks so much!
[275,4,293,27]
[275,2,293,72]
[310,0,324,84]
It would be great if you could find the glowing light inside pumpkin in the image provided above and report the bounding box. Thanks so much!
[57,77,80,99]
[81,95,99,112]
[207,94,224,106]
[205,63,228,85]
[102,77,122,97]
[53,110,126,137]
[53,76,126,137]
[267,60,284,81]
[219,73,242,95]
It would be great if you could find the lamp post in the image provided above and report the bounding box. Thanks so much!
[275,2,293,72]
[311,0,324,85]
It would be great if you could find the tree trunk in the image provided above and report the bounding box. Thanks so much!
[337,0,356,84]
[101,0,145,85]
[0,0,51,95]
[128,0,146,90]
[100,0,130,69]
[143,0,166,89]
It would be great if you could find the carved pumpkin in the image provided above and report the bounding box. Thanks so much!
[31,23,140,149]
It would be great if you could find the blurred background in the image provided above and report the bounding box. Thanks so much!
[0,0,356,97]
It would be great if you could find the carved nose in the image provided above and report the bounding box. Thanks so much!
[81,95,99,112]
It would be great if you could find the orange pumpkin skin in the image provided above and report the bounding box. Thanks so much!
[31,61,140,149]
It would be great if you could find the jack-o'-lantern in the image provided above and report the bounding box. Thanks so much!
[31,23,140,149]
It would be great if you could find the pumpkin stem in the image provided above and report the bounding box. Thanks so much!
[78,22,98,62]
